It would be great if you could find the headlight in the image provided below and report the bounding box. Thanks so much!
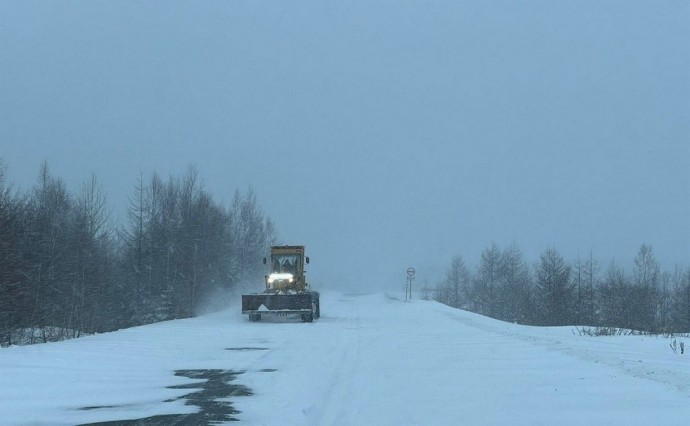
[268,273,294,283]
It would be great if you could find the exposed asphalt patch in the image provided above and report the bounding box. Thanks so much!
[260,368,277,373]
[81,406,121,411]
[79,369,251,426]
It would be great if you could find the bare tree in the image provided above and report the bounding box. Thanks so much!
[120,172,153,324]
[23,163,74,342]
[69,174,112,336]
[229,187,276,289]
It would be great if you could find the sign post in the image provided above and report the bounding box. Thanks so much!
[406,267,415,302]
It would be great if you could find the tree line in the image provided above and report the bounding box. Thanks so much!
[0,160,276,346]
[434,243,690,333]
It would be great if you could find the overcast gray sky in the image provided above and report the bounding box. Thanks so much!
[2,1,688,290]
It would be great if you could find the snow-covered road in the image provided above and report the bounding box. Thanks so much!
[2,292,690,425]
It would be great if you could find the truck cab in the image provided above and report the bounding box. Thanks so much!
[264,245,310,293]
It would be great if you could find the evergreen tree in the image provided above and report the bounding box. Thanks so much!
[670,268,690,332]
[580,250,599,326]
[437,255,471,309]
[473,243,501,317]
[535,247,574,326]
[498,244,532,323]
[597,261,628,328]
[0,161,29,345]
[631,244,660,331]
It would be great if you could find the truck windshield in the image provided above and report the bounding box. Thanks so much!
[271,254,301,274]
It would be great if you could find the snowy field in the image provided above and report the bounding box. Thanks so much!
[2,292,690,425]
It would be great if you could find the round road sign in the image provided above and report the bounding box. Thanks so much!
[407,267,416,277]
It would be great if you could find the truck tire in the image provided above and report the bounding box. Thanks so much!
[249,313,261,322]
[301,313,313,322]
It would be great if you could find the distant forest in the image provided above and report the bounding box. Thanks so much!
[433,244,690,333]
[0,160,276,347]
[3,160,689,347]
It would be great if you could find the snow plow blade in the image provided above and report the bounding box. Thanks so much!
[242,292,320,322]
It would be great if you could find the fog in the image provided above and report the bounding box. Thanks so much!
[1,0,688,291]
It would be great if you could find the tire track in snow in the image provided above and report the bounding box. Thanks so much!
[309,294,364,425]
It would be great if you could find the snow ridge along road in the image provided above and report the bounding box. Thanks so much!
[2,292,690,425]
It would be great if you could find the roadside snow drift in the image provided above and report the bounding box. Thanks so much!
[2,292,690,425]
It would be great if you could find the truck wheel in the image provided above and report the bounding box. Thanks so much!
[301,313,313,323]
[249,314,261,322]
[309,291,320,319]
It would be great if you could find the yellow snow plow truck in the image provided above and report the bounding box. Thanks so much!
[241,245,320,322]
